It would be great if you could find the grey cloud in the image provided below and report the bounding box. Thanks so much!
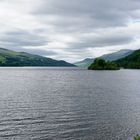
[24,49,57,56]
[35,0,140,30]
[85,35,133,47]
[0,30,47,47]
[65,34,134,52]
[38,0,140,16]
[0,29,58,57]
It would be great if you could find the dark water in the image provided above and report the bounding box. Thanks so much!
[0,67,140,140]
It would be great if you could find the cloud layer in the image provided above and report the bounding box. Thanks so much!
[0,0,140,62]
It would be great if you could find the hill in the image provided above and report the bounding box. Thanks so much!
[74,49,133,68]
[100,49,134,61]
[88,58,120,70]
[115,49,140,69]
[0,48,75,67]
[74,58,94,68]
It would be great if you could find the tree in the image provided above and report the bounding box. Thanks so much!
[88,58,120,70]
[134,135,140,140]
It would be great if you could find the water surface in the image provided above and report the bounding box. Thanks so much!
[0,67,140,140]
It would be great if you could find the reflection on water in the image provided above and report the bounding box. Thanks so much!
[0,67,140,140]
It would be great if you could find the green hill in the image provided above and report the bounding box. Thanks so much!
[134,135,140,140]
[0,48,75,67]
[100,49,133,61]
[88,58,120,70]
[74,49,133,68]
[74,58,94,68]
[115,49,140,69]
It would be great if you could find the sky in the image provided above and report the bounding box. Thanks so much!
[0,0,140,62]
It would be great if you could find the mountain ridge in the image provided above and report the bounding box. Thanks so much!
[74,49,134,68]
[115,49,140,69]
[0,48,75,67]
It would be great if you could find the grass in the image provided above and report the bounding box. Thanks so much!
[134,135,140,140]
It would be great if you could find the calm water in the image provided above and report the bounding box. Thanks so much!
[0,67,140,140]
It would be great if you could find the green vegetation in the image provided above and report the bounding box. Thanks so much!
[74,58,94,68]
[74,49,133,68]
[0,48,75,67]
[115,49,140,69]
[99,49,133,61]
[134,135,140,140]
[88,58,120,70]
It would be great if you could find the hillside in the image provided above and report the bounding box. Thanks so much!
[74,49,133,68]
[0,48,75,67]
[100,49,134,61]
[115,49,140,69]
[88,58,120,70]
[74,58,94,68]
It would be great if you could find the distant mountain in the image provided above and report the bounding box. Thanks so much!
[100,49,134,61]
[115,49,140,69]
[74,58,94,68]
[74,49,134,68]
[0,48,75,67]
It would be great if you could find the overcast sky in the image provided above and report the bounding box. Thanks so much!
[0,0,140,62]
